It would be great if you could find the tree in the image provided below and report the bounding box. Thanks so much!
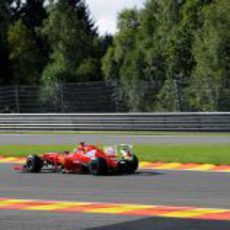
[41,0,101,85]
[137,0,169,82]
[18,0,47,29]
[153,0,213,111]
[0,0,48,85]
[102,46,119,80]
[0,0,16,85]
[102,1,171,111]
[155,0,205,111]
[188,0,230,111]
[6,0,48,85]
[102,8,145,111]
[7,19,44,84]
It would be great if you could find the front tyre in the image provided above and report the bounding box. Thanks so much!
[26,155,43,173]
[90,158,108,176]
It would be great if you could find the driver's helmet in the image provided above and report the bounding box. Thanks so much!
[104,146,116,156]
[78,142,87,153]
[72,142,86,154]
[79,142,85,148]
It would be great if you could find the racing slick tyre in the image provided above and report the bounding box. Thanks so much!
[25,155,43,173]
[125,154,139,174]
[117,160,128,175]
[90,157,108,176]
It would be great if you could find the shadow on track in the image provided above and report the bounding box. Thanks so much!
[16,169,163,177]
[86,216,230,230]
[135,171,163,176]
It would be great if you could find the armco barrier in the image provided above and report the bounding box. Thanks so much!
[0,113,229,131]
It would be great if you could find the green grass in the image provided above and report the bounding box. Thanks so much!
[0,144,230,165]
[134,144,230,165]
[0,145,75,157]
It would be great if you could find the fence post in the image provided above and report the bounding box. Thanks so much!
[15,85,20,113]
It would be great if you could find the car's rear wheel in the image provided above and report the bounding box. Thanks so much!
[117,160,128,174]
[90,157,108,175]
[125,154,139,174]
[26,155,43,173]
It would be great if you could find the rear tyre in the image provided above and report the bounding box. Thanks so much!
[117,160,128,174]
[125,154,139,174]
[90,158,108,176]
[26,155,43,173]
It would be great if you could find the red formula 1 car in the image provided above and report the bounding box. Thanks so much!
[16,143,139,175]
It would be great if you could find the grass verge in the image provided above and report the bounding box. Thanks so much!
[134,144,230,165]
[0,144,229,165]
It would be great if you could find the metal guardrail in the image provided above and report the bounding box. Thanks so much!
[0,113,229,131]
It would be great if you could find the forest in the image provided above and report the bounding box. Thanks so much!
[0,0,229,111]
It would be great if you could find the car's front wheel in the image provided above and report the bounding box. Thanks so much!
[25,155,43,173]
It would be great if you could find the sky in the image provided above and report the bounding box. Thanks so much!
[86,0,145,35]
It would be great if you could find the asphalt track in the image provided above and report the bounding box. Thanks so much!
[0,163,229,230]
[0,133,230,145]
[0,134,230,229]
